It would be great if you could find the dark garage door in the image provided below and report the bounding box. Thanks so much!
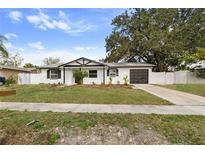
[130,69,148,84]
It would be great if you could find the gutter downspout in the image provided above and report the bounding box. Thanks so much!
[63,67,65,84]
[103,66,105,84]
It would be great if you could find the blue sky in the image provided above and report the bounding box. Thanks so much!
[0,8,126,65]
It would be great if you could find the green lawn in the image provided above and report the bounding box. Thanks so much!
[0,84,170,105]
[160,84,205,97]
[0,110,205,144]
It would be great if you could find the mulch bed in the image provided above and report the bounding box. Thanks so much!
[0,90,16,96]
[68,84,133,89]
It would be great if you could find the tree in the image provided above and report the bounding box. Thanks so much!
[105,9,205,71]
[182,48,205,78]
[23,63,38,68]
[43,57,61,65]
[0,52,24,67]
[0,35,9,58]
[180,48,205,65]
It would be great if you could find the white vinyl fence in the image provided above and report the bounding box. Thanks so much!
[149,70,205,84]
[18,70,205,85]
[18,73,31,84]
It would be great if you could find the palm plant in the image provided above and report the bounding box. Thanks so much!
[0,35,9,58]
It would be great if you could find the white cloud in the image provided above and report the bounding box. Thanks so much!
[26,10,70,31]
[72,46,97,51]
[72,47,84,51]
[8,11,23,22]
[4,42,24,52]
[26,10,94,35]
[28,41,45,50]
[4,33,18,39]
[85,46,97,50]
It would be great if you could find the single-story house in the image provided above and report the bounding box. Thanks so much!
[0,65,31,79]
[31,57,155,85]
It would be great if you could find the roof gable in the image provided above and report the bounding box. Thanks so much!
[59,57,107,67]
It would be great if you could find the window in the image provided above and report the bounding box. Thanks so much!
[108,69,119,77]
[47,69,61,79]
[89,70,97,78]
[50,69,59,79]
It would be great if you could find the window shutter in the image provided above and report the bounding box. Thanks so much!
[116,69,119,76]
[107,69,109,76]
[47,70,50,79]
[58,70,61,79]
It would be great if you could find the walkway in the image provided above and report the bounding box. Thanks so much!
[1,102,205,115]
[134,84,205,106]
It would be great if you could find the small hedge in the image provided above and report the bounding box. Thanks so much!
[73,70,88,84]
[191,68,205,79]
[5,76,18,86]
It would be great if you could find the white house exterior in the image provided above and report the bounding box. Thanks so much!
[26,57,155,85]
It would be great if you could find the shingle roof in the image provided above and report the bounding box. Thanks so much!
[105,63,155,67]
[39,58,155,69]
[39,63,64,68]
[0,65,31,72]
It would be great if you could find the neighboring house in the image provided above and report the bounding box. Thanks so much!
[29,57,155,85]
[0,65,31,79]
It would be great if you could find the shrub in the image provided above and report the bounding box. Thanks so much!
[192,68,205,78]
[109,76,112,84]
[78,119,97,129]
[123,76,129,85]
[73,70,88,84]
[48,133,60,145]
[5,75,17,86]
[117,80,120,84]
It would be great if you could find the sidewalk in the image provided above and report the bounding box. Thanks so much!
[1,102,205,115]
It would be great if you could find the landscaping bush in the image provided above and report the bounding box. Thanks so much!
[73,70,88,84]
[109,76,112,84]
[5,75,18,86]
[193,68,205,78]
[190,68,205,79]
[123,76,129,85]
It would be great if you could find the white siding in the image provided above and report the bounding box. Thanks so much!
[83,68,104,84]
[19,68,205,85]
[106,68,129,84]
[19,67,154,85]
[106,67,152,84]
[30,69,63,84]
[29,67,106,85]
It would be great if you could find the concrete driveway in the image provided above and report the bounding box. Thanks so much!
[134,84,205,106]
